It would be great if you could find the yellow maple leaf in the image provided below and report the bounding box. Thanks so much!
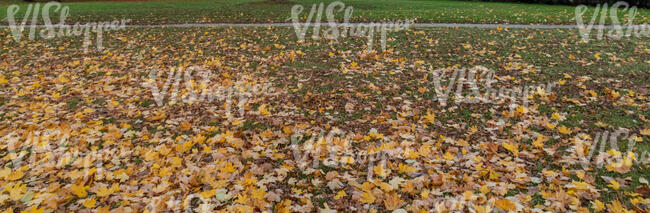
[6,170,24,181]
[418,144,432,156]
[251,188,266,200]
[360,191,376,204]
[159,167,172,177]
[495,198,516,211]
[576,171,585,180]
[360,182,374,191]
[83,198,96,208]
[552,112,562,120]
[333,190,347,200]
[472,204,492,213]
[403,148,419,159]
[558,125,572,134]
[144,151,158,161]
[19,207,43,213]
[607,180,620,190]
[532,135,547,148]
[340,156,355,164]
[424,111,436,124]
[274,200,291,213]
[443,151,455,161]
[468,126,478,134]
[502,142,519,156]
[463,191,474,201]
[220,162,236,173]
[282,126,293,135]
[109,99,120,107]
[55,75,69,83]
[70,184,89,198]
[421,190,429,199]
[260,129,274,138]
[376,181,393,192]
[640,128,650,136]
[515,106,528,115]
[373,165,389,177]
[6,183,26,201]
[0,75,8,85]
[200,189,216,199]
[95,187,113,197]
[593,200,604,211]
[595,121,608,128]
[606,200,630,213]
[480,185,490,194]
[258,104,270,116]
[97,206,111,213]
[0,167,10,180]
[83,108,95,114]
[571,181,591,190]
[586,90,598,98]
[398,163,418,173]
[604,88,620,100]
[236,193,248,204]
[545,123,556,130]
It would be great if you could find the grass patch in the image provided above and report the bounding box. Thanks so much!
[0,0,648,25]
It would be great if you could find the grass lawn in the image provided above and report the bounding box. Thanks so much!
[0,0,649,25]
[0,25,648,211]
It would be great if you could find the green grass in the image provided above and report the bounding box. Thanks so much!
[1,0,649,25]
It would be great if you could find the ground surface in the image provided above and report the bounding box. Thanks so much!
[0,0,649,213]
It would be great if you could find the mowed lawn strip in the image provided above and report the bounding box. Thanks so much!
[1,0,649,25]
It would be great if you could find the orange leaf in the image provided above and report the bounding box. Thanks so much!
[495,198,516,211]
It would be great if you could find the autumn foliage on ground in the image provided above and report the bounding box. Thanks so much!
[0,25,649,212]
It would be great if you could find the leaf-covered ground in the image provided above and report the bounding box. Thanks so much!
[0,26,649,212]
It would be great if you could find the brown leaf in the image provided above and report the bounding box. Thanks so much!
[383,192,403,210]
